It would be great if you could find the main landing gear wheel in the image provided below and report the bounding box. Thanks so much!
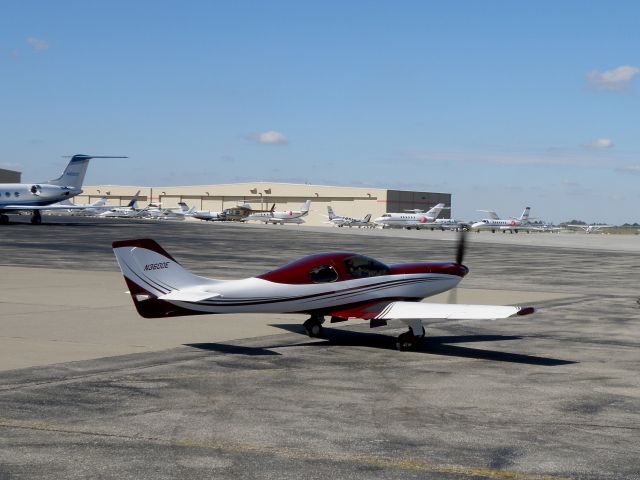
[395,326,425,351]
[31,210,42,225]
[303,316,325,338]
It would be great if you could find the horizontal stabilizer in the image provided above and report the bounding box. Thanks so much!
[158,290,221,302]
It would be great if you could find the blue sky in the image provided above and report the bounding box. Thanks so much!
[1,1,638,223]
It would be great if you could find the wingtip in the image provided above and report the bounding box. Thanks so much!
[517,306,536,316]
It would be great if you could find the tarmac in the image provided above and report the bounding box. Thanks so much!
[0,216,639,479]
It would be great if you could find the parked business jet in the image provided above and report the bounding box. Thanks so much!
[141,202,196,220]
[433,218,467,231]
[373,203,449,229]
[326,206,373,228]
[471,207,533,233]
[178,202,225,221]
[566,224,614,234]
[112,231,534,351]
[244,200,311,224]
[0,154,126,224]
[98,191,142,218]
[50,196,110,216]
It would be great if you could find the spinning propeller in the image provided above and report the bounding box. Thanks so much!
[449,228,468,304]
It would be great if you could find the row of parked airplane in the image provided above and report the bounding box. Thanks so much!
[0,154,617,232]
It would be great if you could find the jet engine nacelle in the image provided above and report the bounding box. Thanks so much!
[30,184,73,199]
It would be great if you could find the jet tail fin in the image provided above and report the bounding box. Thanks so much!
[363,214,372,222]
[327,206,335,220]
[127,190,141,208]
[301,200,311,213]
[425,203,450,219]
[48,155,127,189]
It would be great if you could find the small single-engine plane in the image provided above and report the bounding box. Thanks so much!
[112,233,534,350]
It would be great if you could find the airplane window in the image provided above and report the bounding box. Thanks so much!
[14,192,19,197]
[309,265,338,283]
[344,255,389,278]
[4,192,9,197]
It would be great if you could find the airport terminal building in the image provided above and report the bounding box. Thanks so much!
[78,183,451,225]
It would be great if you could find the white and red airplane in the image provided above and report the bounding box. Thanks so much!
[373,203,449,229]
[112,234,534,350]
[244,200,311,224]
[471,207,533,233]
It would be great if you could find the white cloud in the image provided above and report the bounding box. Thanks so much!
[27,37,49,51]
[250,130,288,145]
[584,138,614,149]
[587,65,640,91]
[616,165,640,174]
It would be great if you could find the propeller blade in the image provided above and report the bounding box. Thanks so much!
[455,228,467,265]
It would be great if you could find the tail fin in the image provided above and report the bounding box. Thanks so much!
[178,202,189,212]
[112,239,213,318]
[48,155,127,189]
[519,207,531,222]
[301,200,311,213]
[363,214,372,222]
[327,206,336,220]
[127,190,141,208]
[425,203,450,219]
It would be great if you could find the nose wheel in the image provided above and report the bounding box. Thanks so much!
[395,326,425,351]
[303,315,325,338]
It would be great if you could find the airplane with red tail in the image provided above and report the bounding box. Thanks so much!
[112,233,534,350]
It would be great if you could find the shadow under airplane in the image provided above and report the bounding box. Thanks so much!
[273,324,576,366]
[186,324,576,367]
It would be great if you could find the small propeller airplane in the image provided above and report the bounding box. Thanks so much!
[113,232,535,350]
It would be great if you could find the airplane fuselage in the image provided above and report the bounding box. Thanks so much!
[373,213,436,228]
[0,183,80,212]
[114,245,467,317]
[471,219,531,232]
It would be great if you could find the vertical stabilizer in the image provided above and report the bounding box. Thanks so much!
[519,207,531,222]
[48,155,127,189]
[425,203,450,219]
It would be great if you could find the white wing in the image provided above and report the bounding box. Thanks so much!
[478,210,500,220]
[375,302,534,321]
[1,204,90,210]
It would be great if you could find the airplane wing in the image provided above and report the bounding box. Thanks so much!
[374,301,534,320]
[328,300,534,324]
[1,204,89,211]
[478,210,500,220]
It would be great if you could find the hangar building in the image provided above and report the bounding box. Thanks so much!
[0,168,21,183]
[78,183,451,226]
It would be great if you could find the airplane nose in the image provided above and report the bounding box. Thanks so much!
[452,263,469,277]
